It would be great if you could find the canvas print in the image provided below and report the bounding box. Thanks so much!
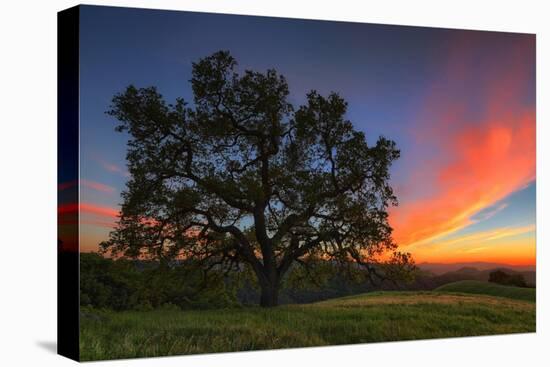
[58,5,536,362]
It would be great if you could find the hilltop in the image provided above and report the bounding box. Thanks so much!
[413,266,536,288]
[417,262,535,275]
[435,280,536,302]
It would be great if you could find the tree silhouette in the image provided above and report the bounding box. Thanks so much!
[101,50,412,307]
[489,270,528,287]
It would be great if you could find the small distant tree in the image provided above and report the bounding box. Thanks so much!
[489,270,527,288]
[101,50,413,307]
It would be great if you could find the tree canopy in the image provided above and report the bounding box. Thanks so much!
[101,50,412,307]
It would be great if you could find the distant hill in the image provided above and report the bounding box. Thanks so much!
[435,280,536,302]
[354,264,536,294]
[436,266,534,285]
[418,262,535,275]
[279,263,537,301]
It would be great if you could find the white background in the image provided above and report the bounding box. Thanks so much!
[0,0,548,366]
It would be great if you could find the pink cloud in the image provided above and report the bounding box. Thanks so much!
[100,160,130,177]
[81,179,116,193]
[59,179,116,194]
[58,202,120,218]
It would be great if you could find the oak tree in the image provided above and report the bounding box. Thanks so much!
[102,51,412,307]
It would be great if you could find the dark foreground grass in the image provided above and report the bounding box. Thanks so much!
[435,280,536,302]
[80,291,535,361]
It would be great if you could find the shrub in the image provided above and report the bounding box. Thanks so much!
[489,270,527,287]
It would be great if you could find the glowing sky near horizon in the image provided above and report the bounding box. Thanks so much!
[58,6,536,265]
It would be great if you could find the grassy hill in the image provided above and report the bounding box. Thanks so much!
[435,280,536,302]
[80,290,535,361]
[418,262,535,275]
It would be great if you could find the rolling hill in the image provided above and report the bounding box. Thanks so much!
[405,266,536,291]
[435,280,536,302]
[418,262,535,275]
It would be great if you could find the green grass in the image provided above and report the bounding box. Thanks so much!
[435,280,536,302]
[80,291,535,361]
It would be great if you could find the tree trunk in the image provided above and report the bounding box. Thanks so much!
[259,281,279,307]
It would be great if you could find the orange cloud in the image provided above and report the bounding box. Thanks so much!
[58,202,120,252]
[389,33,535,255]
[80,203,120,218]
[409,224,534,252]
[58,202,120,218]
[391,112,535,248]
[413,232,535,266]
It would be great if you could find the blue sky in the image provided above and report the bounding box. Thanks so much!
[63,5,536,264]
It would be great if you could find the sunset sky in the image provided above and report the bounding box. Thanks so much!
[59,6,536,265]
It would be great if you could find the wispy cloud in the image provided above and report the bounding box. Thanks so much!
[58,179,116,194]
[422,224,535,249]
[101,161,130,177]
[463,246,488,254]
[58,202,120,218]
[406,224,535,264]
[471,202,509,223]
[389,34,535,252]
[90,154,130,178]
[81,179,116,194]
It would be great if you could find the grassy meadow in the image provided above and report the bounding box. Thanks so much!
[80,287,535,361]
